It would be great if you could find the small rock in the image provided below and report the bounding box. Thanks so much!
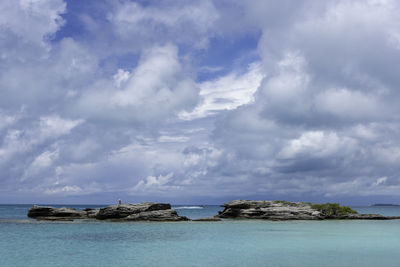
[125,209,189,221]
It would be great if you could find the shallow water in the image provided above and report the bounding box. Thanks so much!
[1,205,400,266]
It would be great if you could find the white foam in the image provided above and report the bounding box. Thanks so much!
[173,206,204,209]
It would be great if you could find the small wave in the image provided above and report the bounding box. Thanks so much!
[173,206,204,210]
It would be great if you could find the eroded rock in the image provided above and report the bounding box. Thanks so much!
[84,208,99,219]
[28,205,86,220]
[217,200,322,220]
[125,209,189,221]
[96,202,171,220]
[217,200,400,220]
[27,202,187,222]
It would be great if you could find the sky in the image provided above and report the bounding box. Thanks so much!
[1,0,400,205]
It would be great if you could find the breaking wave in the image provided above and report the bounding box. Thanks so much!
[173,206,204,210]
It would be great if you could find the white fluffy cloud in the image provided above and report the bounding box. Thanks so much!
[133,173,180,192]
[39,116,84,140]
[278,131,355,159]
[180,62,264,120]
[2,0,400,204]
[76,44,199,124]
[0,0,66,46]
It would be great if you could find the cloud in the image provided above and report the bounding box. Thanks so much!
[180,62,264,120]
[0,1,205,201]
[39,116,84,140]
[0,109,18,131]
[158,136,189,143]
[203,0,400,200]
[315,88,381,120]
[44,185,82,195]
[374,177,387,186]
[76,44,199,124]
[0,115,83,178]
[108,0,219,49]
[133,173,180,192]
[73,0,220,58]
[0,0,66,46]
[21,148,59,182]
[2,0,400,204]
[278,131,354,159]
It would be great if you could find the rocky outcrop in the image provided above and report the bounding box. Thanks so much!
[28,200,400,222]
[217,200,400,220]
[27,202,188,222]
[125,209,189,221]
[95,202,172,220]
[217,200,321,220]
[84,208,99,219]
[27,205,86,220]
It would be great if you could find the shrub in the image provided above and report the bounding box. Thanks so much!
[311,203,358,217]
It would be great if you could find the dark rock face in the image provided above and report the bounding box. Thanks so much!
[125,209,189,221]
[27,206,86,219]
[96,202,171,220]
[217,200,400,221]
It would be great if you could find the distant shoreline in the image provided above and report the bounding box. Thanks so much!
[371,204,400,206]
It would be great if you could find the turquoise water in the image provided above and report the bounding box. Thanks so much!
[1,205,400,266]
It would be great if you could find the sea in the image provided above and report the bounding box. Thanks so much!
[1,204,400,267]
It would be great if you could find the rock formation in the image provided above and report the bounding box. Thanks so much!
[217,200,400,220]
[84,208,99,219]
[27,202,188,222]
[27,200,400,222]
[27,205,87,220]
[125,209,188,221]
[96,202,172,220]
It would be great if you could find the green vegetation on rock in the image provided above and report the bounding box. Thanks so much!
[311,203,358,216]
